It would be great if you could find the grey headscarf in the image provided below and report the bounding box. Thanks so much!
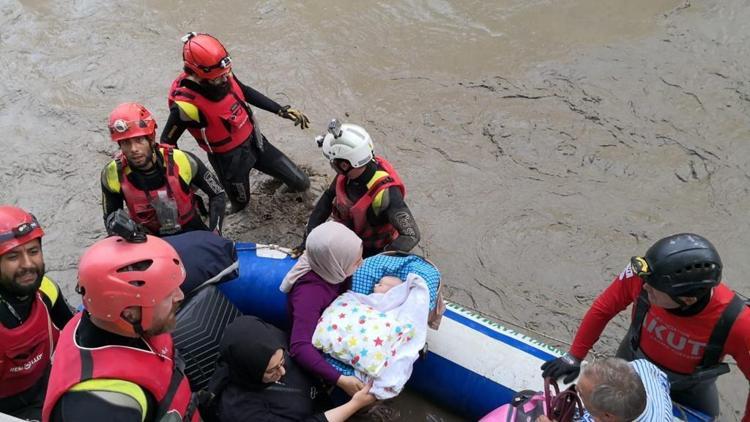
[280,221,362,293]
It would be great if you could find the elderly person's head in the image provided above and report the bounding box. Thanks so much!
[577,358,646,422]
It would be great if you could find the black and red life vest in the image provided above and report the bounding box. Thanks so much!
[42,313,199,422]
[332,156,406,251]
[116,145,197,234]
[0,291,58,398]
[168,73,253,154]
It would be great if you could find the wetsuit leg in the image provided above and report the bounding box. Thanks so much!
[670,381,720,417]
[207,140,256,211]
[253,137,310,192]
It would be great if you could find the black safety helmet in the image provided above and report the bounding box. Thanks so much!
[633,233,722,297]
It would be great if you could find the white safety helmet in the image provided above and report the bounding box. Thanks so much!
[319,119,374,169]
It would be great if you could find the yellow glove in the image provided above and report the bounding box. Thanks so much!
[278,105,310,130]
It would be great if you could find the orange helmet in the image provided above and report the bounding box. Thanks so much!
[0,206,44,256]
[108,102,157,143]
[181,32,232,80]
[77,235,185,336]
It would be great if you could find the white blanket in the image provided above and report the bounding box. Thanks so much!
[312,273,430,399]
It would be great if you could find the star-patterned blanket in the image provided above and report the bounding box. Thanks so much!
[312,273,430,399]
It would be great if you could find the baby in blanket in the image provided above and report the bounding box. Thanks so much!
[373,275,403,294]
[312,273,430,399]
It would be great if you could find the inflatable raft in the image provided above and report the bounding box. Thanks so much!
[0,241,711,422]
[212,243,711,421]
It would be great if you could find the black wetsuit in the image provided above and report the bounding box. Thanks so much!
[161,75,309,211]
[0,282,73,419]
[101,150,226,235]
[305,161,420,257]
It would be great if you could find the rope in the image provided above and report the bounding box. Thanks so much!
[249,243,293,255]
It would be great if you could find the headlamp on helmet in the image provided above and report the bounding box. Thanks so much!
[0,206,45,256]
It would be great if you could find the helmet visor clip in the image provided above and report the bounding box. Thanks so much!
[181,32,198,44]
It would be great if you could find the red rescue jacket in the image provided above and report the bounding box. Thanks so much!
[168,73,253,154]
[569,263,750,421]
[0,292,57,398]
[332,156,406,251]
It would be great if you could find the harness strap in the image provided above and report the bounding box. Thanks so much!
[172,89,195,100]
[79,348,94,381]
[155,361,186,420]
[162,148,176,199]
[629,288,650,351]
[198,135,234,150]
[699,294,745,368]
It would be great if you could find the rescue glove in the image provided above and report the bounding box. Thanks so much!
[290,241,305,259]
[278,105,310,130]
[540,353,581,384]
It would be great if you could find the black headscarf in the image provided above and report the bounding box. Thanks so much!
[209,316,286,394]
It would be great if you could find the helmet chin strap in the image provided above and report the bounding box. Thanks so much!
[670,287,710,310]
[132,320,146,337]
[670,295,691,309]
[122,309,146,337]
[332,160,352,176]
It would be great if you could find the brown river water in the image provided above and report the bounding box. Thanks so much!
[2,0,749,420]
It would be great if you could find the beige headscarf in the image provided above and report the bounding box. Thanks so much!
[280,221,363,293]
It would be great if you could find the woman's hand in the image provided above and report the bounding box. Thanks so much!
[351,382,377,407]
[324,380,376,422]
[336,375,365,397]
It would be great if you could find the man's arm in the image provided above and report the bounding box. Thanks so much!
[302,181,336,243]
[39,277,73,329]
[160,103,203,147]
[233,75,283,115]
[183,151,226,232]
[101,164,125,228]
[568,268,644,359]
[381,187,420,253]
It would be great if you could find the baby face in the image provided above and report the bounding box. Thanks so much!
[373,276,403,294]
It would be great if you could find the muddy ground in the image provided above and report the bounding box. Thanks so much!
[1,0,748,420]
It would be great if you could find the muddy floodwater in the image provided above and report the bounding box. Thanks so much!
[2,0,749,420]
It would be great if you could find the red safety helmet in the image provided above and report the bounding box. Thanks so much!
[77,235,186,336]
[182,32,232,80]
[0,206,44,256]
[108,102,157,143]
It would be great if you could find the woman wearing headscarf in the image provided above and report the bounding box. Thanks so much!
[280,221,365,397]
[208,316,375,422]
